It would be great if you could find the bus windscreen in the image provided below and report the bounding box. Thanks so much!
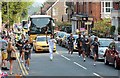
[29,17,53,34]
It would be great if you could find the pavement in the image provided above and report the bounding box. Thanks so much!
[1,51,28,77]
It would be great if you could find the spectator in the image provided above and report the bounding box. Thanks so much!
[7,41,16,75]
[0,36,9,70]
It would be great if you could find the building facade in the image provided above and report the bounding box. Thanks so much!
[111,1,120,40]
[42,0,67,22]
[71,1,113,35]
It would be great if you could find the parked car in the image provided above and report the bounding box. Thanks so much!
[56,32,66,46]
[90,38,114,59]
[104,41,120,69]
[61,33,70,47]
[60,26,72,33]
[33,36,56,53]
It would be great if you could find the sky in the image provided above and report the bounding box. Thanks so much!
[28,0,46,15]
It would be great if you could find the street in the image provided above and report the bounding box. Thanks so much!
[28,45,119,77]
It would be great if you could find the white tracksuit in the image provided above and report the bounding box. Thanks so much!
[48,39,56,60]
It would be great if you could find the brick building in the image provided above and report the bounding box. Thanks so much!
[74,1,113,21]
[71,1,113,35]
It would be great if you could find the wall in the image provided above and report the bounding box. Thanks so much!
[47,1,66,22]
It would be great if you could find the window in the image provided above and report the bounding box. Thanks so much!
[106,2,110,7]
[101,1,113,14]
[53,8,58,16]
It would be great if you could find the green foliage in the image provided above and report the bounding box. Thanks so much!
[110,26,115,35]
[93,18,112,33]
[1,2,33,26]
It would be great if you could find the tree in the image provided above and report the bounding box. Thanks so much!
[1,2,33,26]
[93,18,112,36]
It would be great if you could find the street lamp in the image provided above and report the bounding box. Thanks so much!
[41,4,44,15]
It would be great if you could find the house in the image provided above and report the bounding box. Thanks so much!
[71,1,113,35]
[41,0,67,22]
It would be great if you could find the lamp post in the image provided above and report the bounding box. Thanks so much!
[85,22,92,36]
[41,4,44,15]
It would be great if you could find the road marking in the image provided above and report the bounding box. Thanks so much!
[61,55,70,61]
[56,51,59,54]
[17,52,29,75]
[16,52,25,75]
[93,73,103,78]
[74,62,87,70]
[21,63,29,75]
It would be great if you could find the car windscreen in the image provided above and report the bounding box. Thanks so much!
[99,40,113,47]
[36,37,50,42]
[116,43,120,51]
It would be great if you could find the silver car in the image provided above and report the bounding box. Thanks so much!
[90,38,114,59]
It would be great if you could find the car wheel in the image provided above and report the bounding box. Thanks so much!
[104,56,109,65]
[114,60,119,69]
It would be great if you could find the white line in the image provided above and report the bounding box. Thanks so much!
[61,55,70,61]
[56,51,59,54]
[16,52,25,75]
[74,62,87,70]
[93,73,103,78]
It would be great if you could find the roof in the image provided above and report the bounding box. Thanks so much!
[46,0,59,13]
[42,1,57,14]
[30,15,51,18]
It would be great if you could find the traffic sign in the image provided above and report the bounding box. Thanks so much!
[85,22,92,25]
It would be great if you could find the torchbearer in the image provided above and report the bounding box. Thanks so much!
[46,33,56,61]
